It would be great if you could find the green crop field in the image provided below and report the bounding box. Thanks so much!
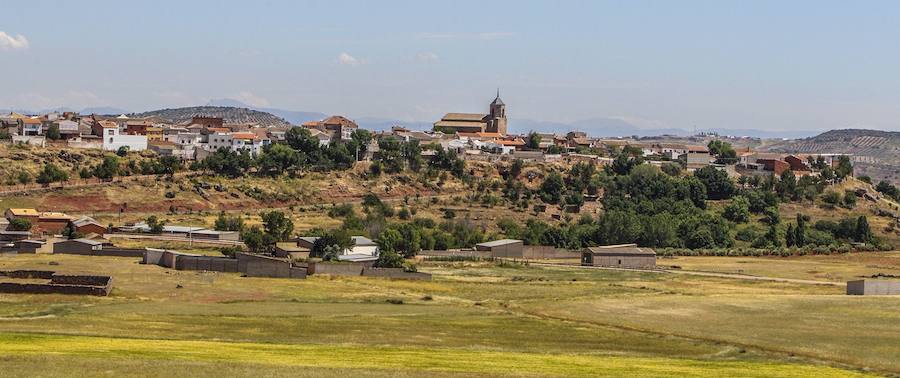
[0,253,896,377]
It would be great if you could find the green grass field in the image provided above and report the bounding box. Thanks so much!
[0,253,896,376]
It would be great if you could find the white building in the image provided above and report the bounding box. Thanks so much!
[102,127,147,151]
[207,132,233,151]
[231,132,267,155]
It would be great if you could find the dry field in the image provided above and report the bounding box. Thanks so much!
[0,252,896,376]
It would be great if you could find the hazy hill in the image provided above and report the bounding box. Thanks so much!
[762,129,900,185]
[206,99,326,125]
[133,106,292,127]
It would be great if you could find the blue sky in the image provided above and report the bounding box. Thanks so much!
[2,0,899,132]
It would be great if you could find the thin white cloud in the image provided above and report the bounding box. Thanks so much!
[416,32,515,41]
[337,52,364,66]
[477,32,515,40]
[234,91,271,107]
[415,52,439,62]
[0,31,29,50]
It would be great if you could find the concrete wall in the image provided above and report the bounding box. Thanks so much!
[522,246,580,260]
[419,250,491,258]
[361,268,432,281]
[0,270,112,296]
[847,280,900,295]
[307,261,367,276]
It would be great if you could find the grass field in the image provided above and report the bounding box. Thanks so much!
[0,253,896,376]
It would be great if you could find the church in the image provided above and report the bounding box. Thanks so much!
[433,91,508,135]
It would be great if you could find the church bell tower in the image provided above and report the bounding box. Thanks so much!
[488,89,507,135]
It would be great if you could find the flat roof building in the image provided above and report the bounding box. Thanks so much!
[581,244,656,269]
[475,239,524,258]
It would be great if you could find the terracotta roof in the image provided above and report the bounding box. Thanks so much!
[206,127,230,133]
[687,145,710,153]
[477,132,502,138]
[231,132,258,140]
[321,115,358,128]
[497,139,525,146]
[22,118,41,124]
[441,113,487,122]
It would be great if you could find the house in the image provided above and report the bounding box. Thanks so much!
[52,238,105,254]
[0,230,32,241]
[433,91,508,135]
[581,244,656,269]
[207,131,233,151]
[295,235,379,261]
[685,145,711,169]
[274,242,310,260]
[475,239,524,258]
[54,120,81,139]
[303,115,359,141]
[231,132,267,155]
[102,124,147,151]
[36,212,75,235]
[71,216,107,236]
[20,117,42,136]
[10,240,44,253]
[125,120,151,135]
[5,208,40,221]
[190,116,224,128]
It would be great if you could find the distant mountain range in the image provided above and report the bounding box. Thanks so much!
[0,100,848,139]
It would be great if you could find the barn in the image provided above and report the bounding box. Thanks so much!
[475,239,524,258]
[581,244,656,269]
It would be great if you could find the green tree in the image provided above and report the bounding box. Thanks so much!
[241,226,270,253]
[36,163,69,184]
[525,131,541,150]
[795,213,807,246]
[93,155,120,180]
[213,212,244,232]
[116,146,130,157]
[8,218,31,231]
[722,196,751,223]
[46,123,61,140]
[694,166,735,200]
[16,171,32,185]
[539,172,565,204]
[261,210,293,241]
[146,215,165,234]
[257,143,299,176]
[855,216,872,243]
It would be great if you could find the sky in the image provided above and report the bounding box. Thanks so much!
[2,0,900,133]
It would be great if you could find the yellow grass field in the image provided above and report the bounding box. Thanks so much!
[0,253,897,376]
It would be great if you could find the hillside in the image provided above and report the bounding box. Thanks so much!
[762,129,900,185]
[132,106,292,127]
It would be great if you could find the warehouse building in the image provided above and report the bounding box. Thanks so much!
[581,244,656,269]
[475,239,524,258]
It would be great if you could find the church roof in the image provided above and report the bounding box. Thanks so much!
[491,95,504,106]
[441,113,487,122]
[434,120,486,129]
